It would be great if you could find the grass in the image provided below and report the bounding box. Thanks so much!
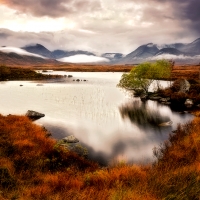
[1,113,200,199]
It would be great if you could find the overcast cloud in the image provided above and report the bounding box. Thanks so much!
[0,0,199,54]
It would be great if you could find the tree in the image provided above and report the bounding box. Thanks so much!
[117,60,172,94]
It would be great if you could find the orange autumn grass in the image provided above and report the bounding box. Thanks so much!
[0,114,200,199]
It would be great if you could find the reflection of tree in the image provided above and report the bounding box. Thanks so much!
[119,101,170,127]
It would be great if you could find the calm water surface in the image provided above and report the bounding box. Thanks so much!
[0,71,193,165]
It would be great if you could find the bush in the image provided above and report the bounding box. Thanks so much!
[170,79,184,92]
[170,92,188,104]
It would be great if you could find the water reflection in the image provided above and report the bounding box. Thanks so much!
[0,72,194,165]
[119,100,171,128]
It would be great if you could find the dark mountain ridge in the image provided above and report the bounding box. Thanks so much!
[22,44,96,59]
[21,44,52,58]
[155,48,185,56]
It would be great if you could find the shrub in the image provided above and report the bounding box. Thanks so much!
[170,92,188,104]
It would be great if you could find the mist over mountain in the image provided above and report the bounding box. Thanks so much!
[177,38,200,56]
[155,48,185,56]
[116,38,200,64]
[22,44,52,58]
[101,53,124,62]
[51,50,95,59]
[1,37,200,65]
[0,50,58,67]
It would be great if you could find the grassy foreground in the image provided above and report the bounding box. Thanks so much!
[0,114,200,199]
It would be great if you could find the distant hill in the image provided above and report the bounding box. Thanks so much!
[101,53,124,62]
[51,50,95,59]
[22,44,97,60]
[126,43,159,59]
[155,48,185,56]
[117,43,159,64]
[21,44,52,58]
[1,37,200,66]
[0,51,59,67]
[177,38,200,56]
[116,38,200,64]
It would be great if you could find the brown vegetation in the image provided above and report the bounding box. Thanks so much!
[1,113,200,199]
[171,65,200,80]
[158,78,200,107]
[30,64,133,72]
[0,65,62,81]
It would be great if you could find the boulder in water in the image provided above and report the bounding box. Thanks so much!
[158,121,173,126]
[184,99,193,108]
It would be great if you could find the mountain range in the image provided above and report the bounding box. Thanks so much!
[0,38,200,65]
[118,38,200,64]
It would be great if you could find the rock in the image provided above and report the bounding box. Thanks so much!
[184,99,193,108]
[159,97,170,102]
[76,79,80,82]
[59,142,88,157]
[149,96,162,101]
[158,121,173,126]
[62,135,79,143]
[161,102,171,105]
[68,75,73,78]
[25,110,45,121]
[36,84,43,86]
[140,94,147,101]
[179,79,190,93]
[159,98,171,104]
[20,85,23,87]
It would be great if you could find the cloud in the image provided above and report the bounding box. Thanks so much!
[58,54,109,63]
[0,1,199,54]
[153,54,200,60]
[0,0,102,17]
[0,46,46,58]
[149,0,200,35]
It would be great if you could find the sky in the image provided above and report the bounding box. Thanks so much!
[0,0,200,54]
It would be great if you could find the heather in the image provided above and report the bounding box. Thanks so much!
[0,113,200,199]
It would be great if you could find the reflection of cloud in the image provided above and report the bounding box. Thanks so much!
[58,54,109,63]
[42,116,172,166]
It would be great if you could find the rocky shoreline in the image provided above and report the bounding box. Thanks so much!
[138,78,200,112]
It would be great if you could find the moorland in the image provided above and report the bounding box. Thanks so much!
[1,63,200,199]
